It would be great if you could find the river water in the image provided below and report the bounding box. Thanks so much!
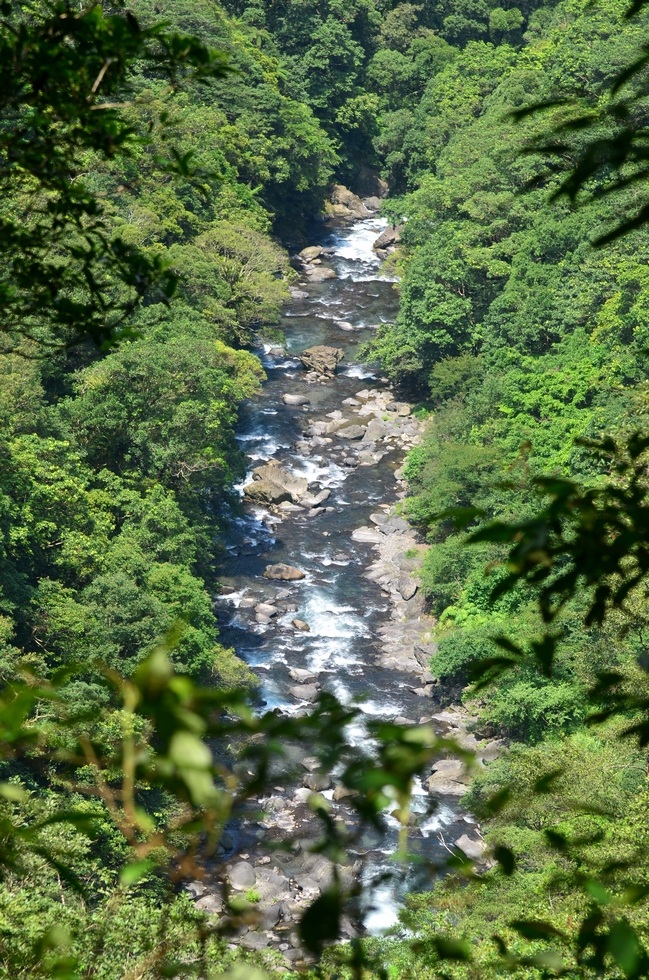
[215,216,469,932]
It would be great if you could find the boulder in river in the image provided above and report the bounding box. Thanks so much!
[329,185,371,220]
[363,419,386,442]
[303,772,332,791]
[282,393,310,406]
[300,345,344,376]
[333,783,358,801]
[290,668,318,684]
[263,563,306,581]
[454,834,487,861]
[290,684,319,702]
[228,861,256,890]
[351,526,384,545]
[334,320,354,331]
[255,602,278,617]
[250,462,309,502]
[289,287,309,300]
[369,512,387,526]
[337,424,366,440]
[243,480,292,505]
[299,245,323,262]
[373,223,403,250]
[304,266,337,282]
[292,618,310,631]
[240,933,269,951]
[255,868,291,901]
[362,196,383,211]
[300,488,330,508]
[427,759,471,796]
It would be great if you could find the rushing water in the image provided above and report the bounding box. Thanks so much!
[215,216,470,933]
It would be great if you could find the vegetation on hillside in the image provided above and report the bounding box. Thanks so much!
[353,0,649,973]
[4,0,649,976]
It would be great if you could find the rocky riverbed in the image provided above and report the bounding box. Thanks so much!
[184,213,504,968]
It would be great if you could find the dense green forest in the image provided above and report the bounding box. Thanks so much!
[359,0,649,973]
[4,0,649,976]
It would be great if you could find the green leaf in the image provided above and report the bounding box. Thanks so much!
[0,782,26,802]
[510,920,566,940]
[432,936,471,961]
[120,860,155,887]
[583,879,612,905]
[534,769,564,793]
[493,845,516,875]
[607,920,646,978]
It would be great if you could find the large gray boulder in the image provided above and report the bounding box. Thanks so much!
[373,223,403,250]
[454,834,487,861]
[304,266,337,282]
[398,574,418,601]
[300,488,330,508]
[427,759,471,796]
[330,184,371,219]
[303,772,332,791]
[299,245,323,261]
[255,602,278,617]
[337,424,366,440]
[294,875,321,899]
[333,783,357,801]
[290,668,318,684]
[477,738,507,763]
[243,480,292,505]
[240,932,270,951]
[282,393,310,406]
[255,869,291,901]
[194,892,223,914]
[290,684,319,702]
[363,196,383,211]
[228,861,256,890]
[351,526,384,544]
[300,345,344,376]
[362,419,386,442]
[250,462,309,502]
[263,563,306,581]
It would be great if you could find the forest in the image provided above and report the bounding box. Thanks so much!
[3,0,649,976]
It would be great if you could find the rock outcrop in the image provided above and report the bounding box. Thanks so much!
[373,223,403,250]
[299,345,344,377]
[299,245,323,261]
[282,393,310,406]
[251,462,308,501]
[242,461,336,512]
[243,480,292,505]
[304,265,337,282]
[328,184,371,221]
[263,563,306,581]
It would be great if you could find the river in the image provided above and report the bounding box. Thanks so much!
[214,215,472,936]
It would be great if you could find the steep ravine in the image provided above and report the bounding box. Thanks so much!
[188,212,501,966]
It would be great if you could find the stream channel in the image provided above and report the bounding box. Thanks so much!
[214,215,471,935]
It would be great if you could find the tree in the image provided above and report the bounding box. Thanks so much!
[0,0,230,352]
